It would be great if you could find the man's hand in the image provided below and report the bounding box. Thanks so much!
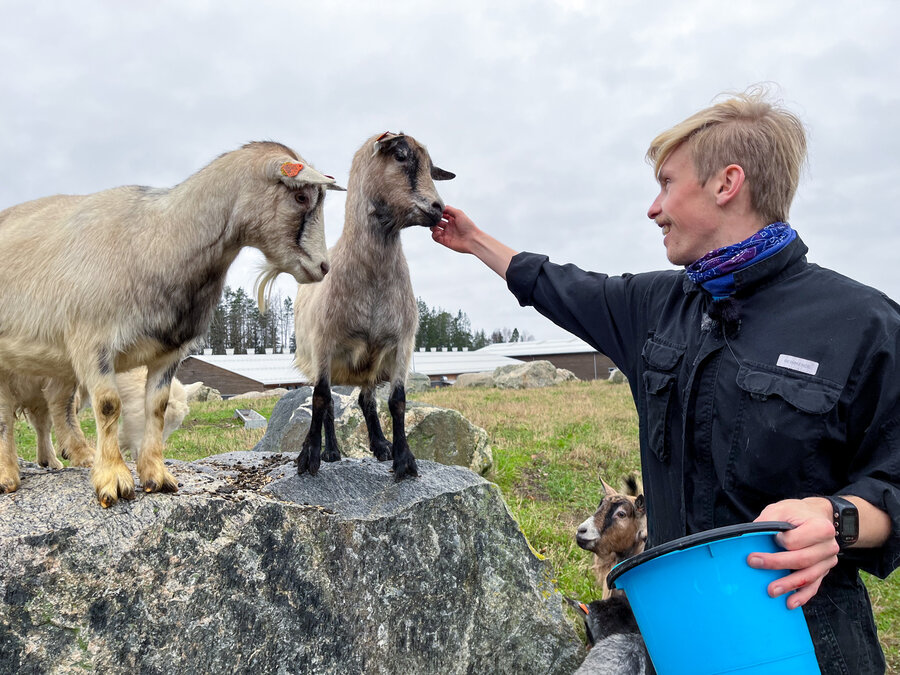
[431,205,518,280]
[748,498,839,609]
[431,206,478,254]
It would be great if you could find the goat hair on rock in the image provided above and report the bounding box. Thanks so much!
[282,131,454,481]
[0,141,341,506]
[576,475,647,599]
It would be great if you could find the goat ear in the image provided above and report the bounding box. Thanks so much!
[635,494,646,514]
[372,132,406,156]
[431,166,456,181]
[276,161,345,190]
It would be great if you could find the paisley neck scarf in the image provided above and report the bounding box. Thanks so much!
[685,222,796,300]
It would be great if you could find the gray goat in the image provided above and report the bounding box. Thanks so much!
[286,132,454,480]
[0,142,340,506]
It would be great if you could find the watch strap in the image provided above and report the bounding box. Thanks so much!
[826,495,859,549]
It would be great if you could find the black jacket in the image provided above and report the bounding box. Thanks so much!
[507,236,900,580]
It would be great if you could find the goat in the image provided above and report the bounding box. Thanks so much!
[11,368,189,467]
[567,595,655,675]
[0,142,340,506]
[115,367,189,458]
[282,132,454,480]
[576,475,647,599]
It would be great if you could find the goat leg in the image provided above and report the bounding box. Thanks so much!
[45,378,93,467]
[388,383,418,480]
[321,388,341,463]
[298,377,331,475]
[88,385,135,507]
[25,400,63,470]
[358,387,392,461]
[0,386,20,493]
[136,364,178,494]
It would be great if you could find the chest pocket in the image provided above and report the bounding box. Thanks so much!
[727,362,843,496]
[642,338,685,462]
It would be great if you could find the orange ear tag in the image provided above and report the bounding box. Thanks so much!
[280,162,303,177]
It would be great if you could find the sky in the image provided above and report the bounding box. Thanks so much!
[2,1,898,341]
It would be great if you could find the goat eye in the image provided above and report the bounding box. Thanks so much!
[294,192,309,205]
[393,149,408,162]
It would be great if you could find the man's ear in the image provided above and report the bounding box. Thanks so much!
[715,164,746,206]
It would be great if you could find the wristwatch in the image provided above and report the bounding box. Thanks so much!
[826,496,859,549]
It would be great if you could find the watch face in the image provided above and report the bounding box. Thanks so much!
[843,510,859,537]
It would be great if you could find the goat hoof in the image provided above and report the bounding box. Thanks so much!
[140,466,178,494]
[372,441,393,462]
[322,448,341,463]
[0,480,20,494]
[296,451,320,476]
[392,455,419,481]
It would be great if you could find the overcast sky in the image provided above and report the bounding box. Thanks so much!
[3,1,898,341]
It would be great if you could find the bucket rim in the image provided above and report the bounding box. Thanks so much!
[607,520,794,588]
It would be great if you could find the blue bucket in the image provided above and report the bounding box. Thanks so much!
[607,522,820,674]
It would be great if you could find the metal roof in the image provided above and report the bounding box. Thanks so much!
[186,353,304,385]
[185,349,522,383]
[475,337,598,357]
[409,349,521,375]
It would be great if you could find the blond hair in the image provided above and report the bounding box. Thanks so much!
[646,86,807,223]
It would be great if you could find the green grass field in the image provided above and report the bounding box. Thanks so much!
[12,381,899,670]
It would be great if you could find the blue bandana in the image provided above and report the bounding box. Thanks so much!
[685,222,796,299]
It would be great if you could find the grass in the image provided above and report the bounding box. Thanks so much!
[11,381,899,669]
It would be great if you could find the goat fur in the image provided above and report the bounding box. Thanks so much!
[0,141,339,505]
[576,475,647,599]
[287,132,454,480]
[12,368,189,468]
[568,595,654,674]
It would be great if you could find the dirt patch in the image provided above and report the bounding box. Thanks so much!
[206,454,292,501]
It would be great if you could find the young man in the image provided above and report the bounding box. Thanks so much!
[432,89,899,673]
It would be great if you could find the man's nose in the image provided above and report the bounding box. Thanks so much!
[647,194,662,220]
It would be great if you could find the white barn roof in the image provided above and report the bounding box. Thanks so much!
[475,337,597,357]
[409,349,521,376]
[186,349,521,383]
[188,353,303,386]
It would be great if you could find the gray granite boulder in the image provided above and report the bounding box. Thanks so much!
[454,371,496,388]
[0,455,584,674]
[607,369,628,385]
[253,389,493,475]
[492,360,578,389]
[183,382,223,403]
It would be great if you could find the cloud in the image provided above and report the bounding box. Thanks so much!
[2,0,898,341]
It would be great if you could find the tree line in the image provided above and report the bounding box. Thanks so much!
[199,288,531,354]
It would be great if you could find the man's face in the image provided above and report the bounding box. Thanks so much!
[647,143,723,266]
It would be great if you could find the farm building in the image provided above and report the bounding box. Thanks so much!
[176,349,523,397]
[475,338,614,380]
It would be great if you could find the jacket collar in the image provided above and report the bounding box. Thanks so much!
[682,235,809,296]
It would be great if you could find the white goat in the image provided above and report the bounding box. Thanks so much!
[0,141,340,506]
[283,132,454,480]
[576,475,647,599]
[116,368,189,457]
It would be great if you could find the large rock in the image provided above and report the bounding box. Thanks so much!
[492,360,578,389]
[253,389,493,475]
[0,455,584,674]
[183,382,223,403]
[454,371,496,388]
[607,369,627,385]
